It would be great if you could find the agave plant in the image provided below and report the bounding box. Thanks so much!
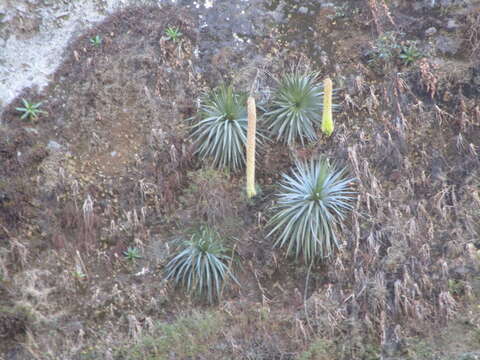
[123,246,142,262]
[15,99,47,121]
[190,85,253,171]
[165,26,183,43]
[165,226,238,303]
[265,72,329,145]
[267,158,355,264]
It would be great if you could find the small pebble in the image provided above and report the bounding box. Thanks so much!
[446,19,459,30]
[47,140,62,151]
[298,6,308,14]
[425,27,437,37]
[24,127,39,135]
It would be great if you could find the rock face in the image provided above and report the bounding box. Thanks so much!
[0,0,156,114]
[425,26,437,37]
[460,353,480,360]
[436,35,462,56]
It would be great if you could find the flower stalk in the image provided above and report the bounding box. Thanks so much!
[246,96,257,198]
[321,77,334,137]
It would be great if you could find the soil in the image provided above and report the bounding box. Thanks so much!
[1,0,480,359]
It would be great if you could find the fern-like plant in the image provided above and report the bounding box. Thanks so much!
[267,158,355,264]
[190,85,252,171]
[265,72,326,145]
[165,226,238,303]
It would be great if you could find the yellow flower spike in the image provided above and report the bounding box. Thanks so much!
[321,77,334,137]
[246,96,257,199]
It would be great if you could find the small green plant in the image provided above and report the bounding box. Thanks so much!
[165,26,183,42]
[265,71,330,145]
[368,32,422,68]
[327,3,350,20]
[72,269,86,280]
[190,84,262,171]
[399,44,422,65]
[447,279,466,296]
[15,99,47,121]
[165,226,238,303]
[89,35,102,46]
[123,247,142,261]
[267,158,355,264]
[368,31,403,65]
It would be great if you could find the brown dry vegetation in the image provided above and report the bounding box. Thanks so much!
[1,1,480,359]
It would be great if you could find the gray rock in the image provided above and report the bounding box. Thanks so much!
[473,73,480,86]
[298,6,308,14]
[446,18,459,30]
[460,352,480,360]
[24,127,38,135]
[269,9,284,23]
[425,27,437,36]
[451,264,475,277]
[440,0,455,6]
[436,35,461,56]
[47,140,62,151]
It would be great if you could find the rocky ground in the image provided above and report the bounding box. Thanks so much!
[1,0,480,359]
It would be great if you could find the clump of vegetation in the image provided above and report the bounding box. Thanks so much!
[124,311,225,359]
[326,3,360,21]
[298,338,335,360]
[15,99,47,121]
[165,226,238,303]
[369,31,402,64]
[267,158,355,263]
[165,26,183,42]
[89,35,102,46]
[265,71,326,145]
[71,268,87,281]
[327,3,349,20]
[368,32,423,68]
[123,246,142,261]
[399,43,423,65]
[190,85,255,171]
[180,167,237,226]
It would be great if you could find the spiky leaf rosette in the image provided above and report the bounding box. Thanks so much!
[165,226,238,303]
[191,85,251,171]
[267,159,355,264]
[265,72,325,145]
